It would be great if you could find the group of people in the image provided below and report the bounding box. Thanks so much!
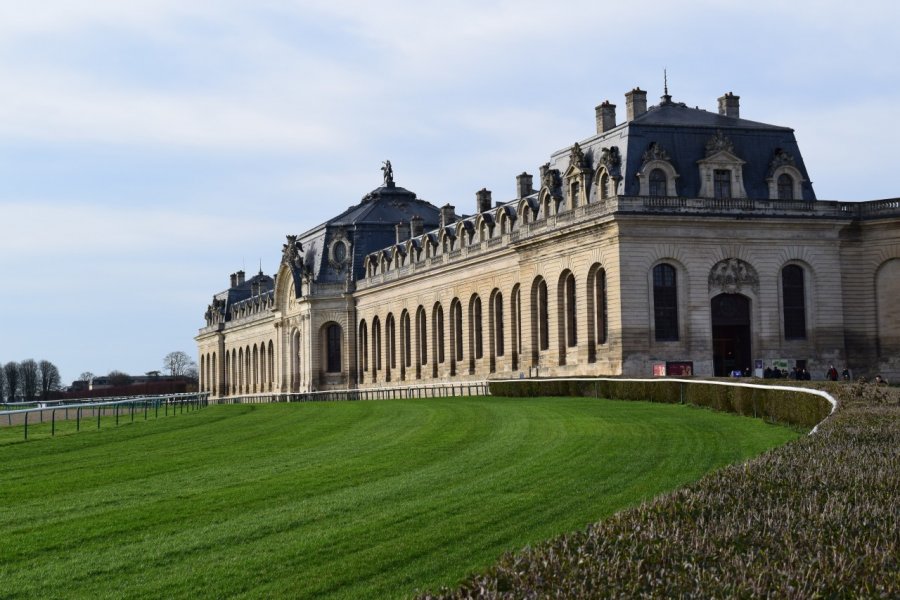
[730,363,889,384]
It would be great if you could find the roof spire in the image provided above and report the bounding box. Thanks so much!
[661,68,672,104]
[258,258,263,275]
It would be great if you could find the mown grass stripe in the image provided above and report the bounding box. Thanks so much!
[0,397,797,599]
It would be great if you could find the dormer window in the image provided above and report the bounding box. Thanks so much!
[777,173,794,200]
[649,169,667,197]
[714,169,732,199]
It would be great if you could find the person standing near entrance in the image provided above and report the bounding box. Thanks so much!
[826,364,839,381]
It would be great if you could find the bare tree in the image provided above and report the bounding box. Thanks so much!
[0,366,7,402]
[107,370,133,387]
[164,351,196,377]
[78,371,95,385]
[20,359,39,401]
[4,361,20,401]
[39,360,61,400]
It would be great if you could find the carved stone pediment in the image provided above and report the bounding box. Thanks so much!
[705,130,735,157]
[708,258,759,294]
[641,142,671,166]
[767,148,797,177]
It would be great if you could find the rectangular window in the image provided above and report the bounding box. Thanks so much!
[714,169,731,199]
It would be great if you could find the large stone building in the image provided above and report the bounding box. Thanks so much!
[196,87,900,398]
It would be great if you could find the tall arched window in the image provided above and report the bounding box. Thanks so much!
[564,272,576,347]
[782,265,807,340]
[470,295,483,361]
[587,265,608,362]
[649,168,667,197]
[531,277,549,360]
[358,320,368,379]
[267,341,274,391]
[511,284,521,370]
[401,311,412,369]
[451,299,463,364]
[432,304,445,366]
[777,173,794,200]
[491,290,504,358]
[416,306,427,373]
[653,264,679,341]
[326,323,342,373]
[386,314,396,371]
[372,317,382,374]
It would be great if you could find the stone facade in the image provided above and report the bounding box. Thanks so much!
[196,88,900,397]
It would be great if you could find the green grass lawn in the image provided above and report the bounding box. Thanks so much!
[0,397,798,599]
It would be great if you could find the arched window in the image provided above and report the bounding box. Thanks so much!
[385,314,395,380]
[531,277,549,361]
[451,299,463,364]
[416,306,427,372]
[511,284,521,370]
[268,340,275,391]
[470,295,483,361]
[599,171,610,200]
[401,311,412,369]
[649,168,667,197]
[570,181,581,208]
[491,290,504,359]
[587,265,608,362]
[777,173,794,200]
[432,304,445,366]
[372,317,382,374]
[565,272,576,347]
[653,264,679,341]
[358,320,368,379]
[326,323,342,373]
[782,265,807,340]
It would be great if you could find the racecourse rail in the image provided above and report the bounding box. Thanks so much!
[1,377,838,442]
[0,393,209,441]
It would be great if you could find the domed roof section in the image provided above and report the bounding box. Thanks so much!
[325,182,440,228]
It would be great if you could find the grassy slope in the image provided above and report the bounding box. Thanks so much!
[0,398,797,599]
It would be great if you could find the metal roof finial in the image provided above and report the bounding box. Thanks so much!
[664,68,668,96]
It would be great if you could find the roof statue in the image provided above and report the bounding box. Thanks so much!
[382,160,395,187]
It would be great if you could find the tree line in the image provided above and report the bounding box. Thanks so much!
[1,359,62,402]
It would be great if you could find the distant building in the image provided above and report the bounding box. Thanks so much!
[197,87,900,397]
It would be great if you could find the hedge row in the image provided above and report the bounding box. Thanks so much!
[489,378,833,429]
[421,383,898,599]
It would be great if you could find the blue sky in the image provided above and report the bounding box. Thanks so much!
[1,0,898,385]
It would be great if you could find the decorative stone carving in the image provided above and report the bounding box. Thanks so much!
[599,146,622,178]
[569,142,587,170]
[282,235,304,270]
[705,129,735,157]
[539,162,562,196]
[767,148,797,177]
[641,142,671,166]
[708,258,759,294]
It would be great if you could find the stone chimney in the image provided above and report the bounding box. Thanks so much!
[230,273,237,288]
[440,204,456,228]
[516,172,534,198]
[236,270,245,286]
[625,87,647,121]
[718,92,740,118]
[410,215,424,237]
[476,188,492,213]
[595,101,616,133]
[396,222,410,244]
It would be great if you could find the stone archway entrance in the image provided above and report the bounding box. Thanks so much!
[711,294,751,377]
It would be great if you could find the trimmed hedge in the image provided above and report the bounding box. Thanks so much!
[489,378,832,429]
[422,382,898,599]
